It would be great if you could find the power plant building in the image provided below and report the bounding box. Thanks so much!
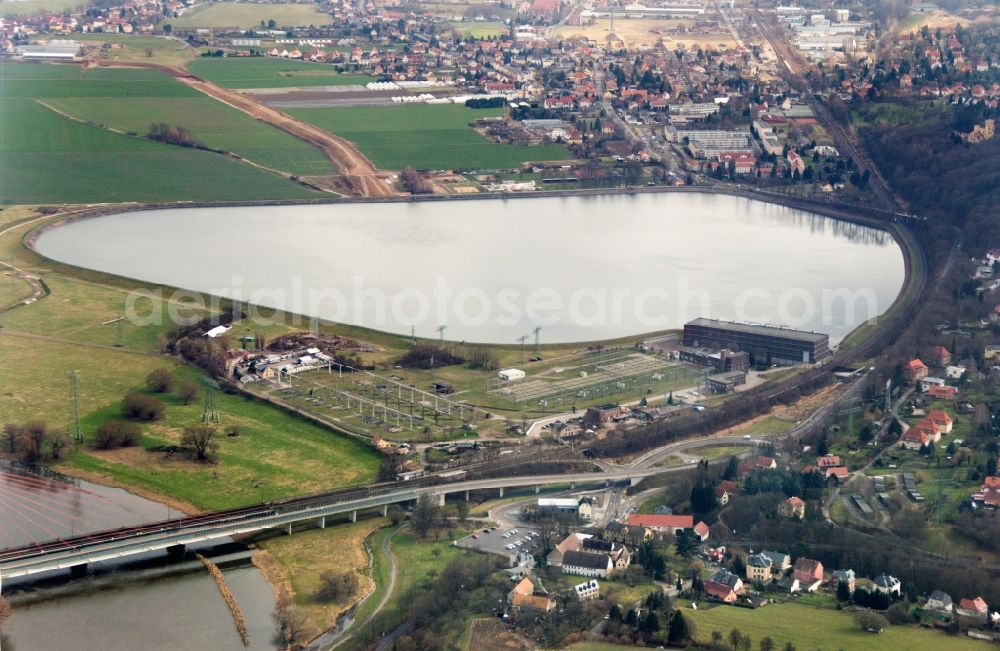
[683,318,831,365]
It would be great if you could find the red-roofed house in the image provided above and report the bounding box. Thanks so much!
[779,496,806,519]
[705,580,738,602]
[973,476,1000,508]
[627,513,693,534]
[928,385,957,400]
[793,558,824,592]
[755,456,777,470]
[817,455,841,469]
[926,410,953,434]
[930,346,951,366]
[627,514,709,541]
[912,418,942,443]
[787,150,805,175]
[904,359,929,384]
[900,428,929,450]
[825,466,849,481]
[957,597,989,622]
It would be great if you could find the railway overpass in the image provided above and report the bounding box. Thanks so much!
[0,464,687,585]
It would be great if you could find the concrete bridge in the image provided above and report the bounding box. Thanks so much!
[0,465,683,586]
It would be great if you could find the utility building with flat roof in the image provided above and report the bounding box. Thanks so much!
[683,318,831,365]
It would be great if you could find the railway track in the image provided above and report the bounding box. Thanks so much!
[753,14,899,211]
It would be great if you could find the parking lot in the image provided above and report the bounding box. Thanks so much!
[456,524,541,558]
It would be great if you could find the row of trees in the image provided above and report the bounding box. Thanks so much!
[2,421,70,463]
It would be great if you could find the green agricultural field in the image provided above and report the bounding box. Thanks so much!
[187,57,368,88]
[0,0,84,17]
[171,1,333,29]
[0,64,321,203]
[288,104,573,170]
[680,601,993,651]
[47,90,336,175]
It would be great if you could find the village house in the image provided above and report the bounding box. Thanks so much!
[928,384,958,400]
[901,427,930,450]
[625,514,710,541]
[508,577,555,612]
[904,359,929,384]
[973,475,1000,508]
[957,596,990,622]
[926,409,953,434]
[705,569,744,603]
[929,345,952,366]
[761,550,792,575]
[779,496,806,519]
[817,454,841,469]
[746,553,773,583]
[549,534,629,575]
[825,466,849,482]
[920,376,946,393]
[546,532,588,567]
[944,364,966,380]
[926,590,954,613]
[872,574,901,596]
[561,550,613,578]
[573,579,600,601]
[755,455,777,470]
[793,558,824,592]
[714,479,740,505]
[831,569,856,592]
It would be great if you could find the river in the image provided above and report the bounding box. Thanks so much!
[0,463,279,650]
[33,193,905,344]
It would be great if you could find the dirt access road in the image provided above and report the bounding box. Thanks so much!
[95,61,397,198]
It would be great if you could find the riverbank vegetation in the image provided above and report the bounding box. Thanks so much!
[256,517,385,645]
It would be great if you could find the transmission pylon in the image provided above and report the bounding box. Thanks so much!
[437,324,446,344]
[202,377,221,424]
[67,370,82,443]
[115,312,124,347]
[517,335,528,362]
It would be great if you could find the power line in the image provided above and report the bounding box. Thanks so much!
[67,370,82,443]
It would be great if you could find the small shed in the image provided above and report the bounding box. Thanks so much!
[499,368,526,382]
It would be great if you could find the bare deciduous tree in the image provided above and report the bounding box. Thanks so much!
[18,421,47,463]
[48,432,70,460]
[182,425,217,462]
[177,379,199,405]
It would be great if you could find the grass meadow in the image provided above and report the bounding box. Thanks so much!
[287,104,572,170]
[0,0,83,17]
[170,2,333,29]
[678,601,993,651]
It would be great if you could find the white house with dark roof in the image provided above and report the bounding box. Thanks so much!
[573,579,600,601]
[561,550,613,578]
[926,590,953,613]
[872,574,901,596]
